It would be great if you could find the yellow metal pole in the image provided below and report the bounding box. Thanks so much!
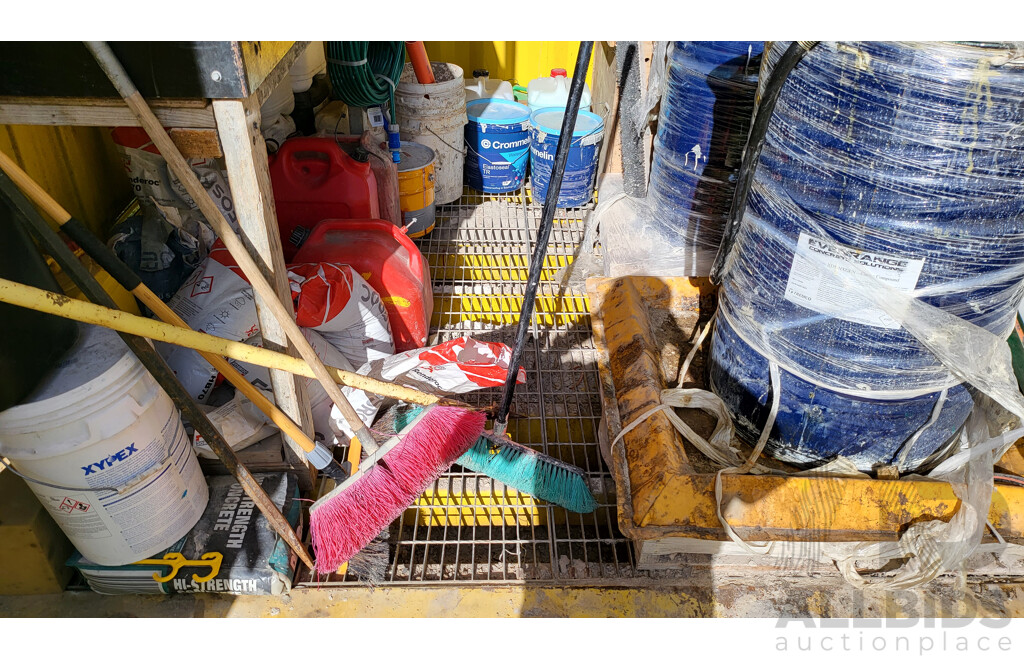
[0,277,443,408]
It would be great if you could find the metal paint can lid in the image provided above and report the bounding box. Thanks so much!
[397,141,436,172]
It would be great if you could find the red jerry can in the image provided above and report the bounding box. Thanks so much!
[292,219,432,351]
[269,137,380,260]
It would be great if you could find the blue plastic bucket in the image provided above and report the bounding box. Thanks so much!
[647,41,763,275]
[529,108,604,208]
[710,42,1024,473]
[464,99,532,193]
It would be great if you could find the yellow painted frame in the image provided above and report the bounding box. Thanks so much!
[586,276,1024,545]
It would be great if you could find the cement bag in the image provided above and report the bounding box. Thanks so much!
[191,390,278,459]
[193,328,374,454]
[288,262,395,367]
[329,337,527,443]
[298,328,376,446]
[158,241,261,402]
[112,127,241,249]
[108,213,203,302]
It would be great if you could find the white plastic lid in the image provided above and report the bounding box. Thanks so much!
[24,324,131,403]
[530,108,604,136]
[467,99,531,124]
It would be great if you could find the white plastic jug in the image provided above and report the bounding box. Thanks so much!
[464,69,515,102]
[527,68,592,114]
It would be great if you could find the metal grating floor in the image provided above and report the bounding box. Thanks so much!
[304,184,638,586]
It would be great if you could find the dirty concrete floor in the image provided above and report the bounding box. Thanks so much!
[2,575,1023,617]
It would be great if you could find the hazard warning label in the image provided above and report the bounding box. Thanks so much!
[191,276,214,297]
[59,496,91,514]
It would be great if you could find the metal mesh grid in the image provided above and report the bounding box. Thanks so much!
[306,184,636,586]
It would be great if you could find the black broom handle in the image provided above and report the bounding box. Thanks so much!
[497,41,594,426]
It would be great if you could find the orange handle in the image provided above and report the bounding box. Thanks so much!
[405,41,435,84]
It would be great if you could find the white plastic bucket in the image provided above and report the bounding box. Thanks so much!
[0,324,208,565]
[261,79,296,121]
[290,41,327,94]
[395,62,467,205]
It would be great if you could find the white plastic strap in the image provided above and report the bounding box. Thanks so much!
[896,388,949,471]
[374,73,397,91]
[713,360,782,555]
[327,57,368,67]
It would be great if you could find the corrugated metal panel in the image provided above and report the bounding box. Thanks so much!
[0,125,130,236]
[423,41,594,87]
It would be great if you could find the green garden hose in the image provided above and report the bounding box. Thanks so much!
[326,41,406,121]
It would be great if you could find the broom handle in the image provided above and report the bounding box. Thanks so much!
[0,276,453,409]
[495,41,594,429]
[0,150,353,480]
[84,41,381,454]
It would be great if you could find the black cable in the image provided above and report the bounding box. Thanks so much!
[995,473,1024,488]
[497,41,594,426]
[709,41,817,285]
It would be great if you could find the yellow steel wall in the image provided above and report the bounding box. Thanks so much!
[0,125,130,236]
[423,41,594,88]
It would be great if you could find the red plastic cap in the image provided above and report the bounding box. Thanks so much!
[550,68,567,77]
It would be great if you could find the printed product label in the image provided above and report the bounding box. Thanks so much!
[31,403,207,559]
[783,232,925,329]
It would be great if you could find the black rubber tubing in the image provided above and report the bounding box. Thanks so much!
[497,41,594,425]
[709,41,816,285]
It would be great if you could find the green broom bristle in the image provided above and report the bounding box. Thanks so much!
[457,434,598,513]
[380,403,598,513]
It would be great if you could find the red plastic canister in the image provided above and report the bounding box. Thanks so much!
[269,137,381,260]
[292,219,432,351]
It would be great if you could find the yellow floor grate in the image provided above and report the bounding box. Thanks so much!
[303,184,634,586]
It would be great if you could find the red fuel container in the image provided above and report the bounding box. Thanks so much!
[269,137,380,260]
[292,219,432,351]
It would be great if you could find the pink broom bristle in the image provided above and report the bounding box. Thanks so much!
[310,406,486,574]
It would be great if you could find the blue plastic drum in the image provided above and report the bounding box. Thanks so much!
[464,99,532,193]
[529,108,604,208]
[710,42,1024,473]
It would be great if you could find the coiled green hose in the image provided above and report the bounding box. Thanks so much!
[325,41,406,121]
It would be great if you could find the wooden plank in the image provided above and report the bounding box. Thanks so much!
[167,128,222,158]
[594,41,657,179]
[212,96,315,489]
[593,42,620,175]
[0,97,216,128]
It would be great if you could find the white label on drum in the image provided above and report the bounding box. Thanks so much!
[784,232,924,329]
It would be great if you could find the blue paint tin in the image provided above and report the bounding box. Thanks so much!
[529,108,604,208]
[464,99,532,193]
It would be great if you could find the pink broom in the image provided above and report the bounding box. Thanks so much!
[309,405,486,573]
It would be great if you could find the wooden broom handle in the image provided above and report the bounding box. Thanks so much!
[84,41,379,451]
